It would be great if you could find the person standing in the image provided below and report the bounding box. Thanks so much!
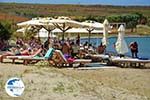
[129,42,138,58]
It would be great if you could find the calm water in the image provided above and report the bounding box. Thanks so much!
[80,36,150,58]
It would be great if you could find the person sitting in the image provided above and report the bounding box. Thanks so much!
[62,42,71,55]
[83,41,88,50]
[129,41,138,58]
[0,46,24,62]
[44,37,49,50]
[70,41,79,58]
[97,43,106,54]
[88,44,94,54]
[16,37,24,47]
[76,34,80,46]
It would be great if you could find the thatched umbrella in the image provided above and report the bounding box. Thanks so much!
[81,20,103,45]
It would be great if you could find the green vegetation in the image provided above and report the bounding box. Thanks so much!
[136,25,150,35]
[0,2,150,38]
[0,20,14,40]
[0,3,150,18]
[147,17,150,26]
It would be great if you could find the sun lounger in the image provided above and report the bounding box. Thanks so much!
[6,48,54,64]
[6,55,33,63]
[111,57,150,67]
[91,54,110,59]
[1,48,42,63]
[54,50,92,67]
[85,54,110,63]
[18,48,54,65]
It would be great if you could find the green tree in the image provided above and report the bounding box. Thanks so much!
[95,16,105,23]
[147,17,150,26]
[0,21,13,40]
[106,13,144,32]
[85,15,97,21]
[127,21,137,32]
[23,26,41,41]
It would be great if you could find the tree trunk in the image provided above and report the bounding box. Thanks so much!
[131,28,134,32]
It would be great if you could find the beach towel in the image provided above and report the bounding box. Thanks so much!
[44,48,54,59]
[67,57,75,63]
[138,57,149,60]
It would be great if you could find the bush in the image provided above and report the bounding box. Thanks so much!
[0,21,13,40]
[147,17,150,27]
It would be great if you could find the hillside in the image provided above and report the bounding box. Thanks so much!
[0,12,29,22]
[0,3,150,23]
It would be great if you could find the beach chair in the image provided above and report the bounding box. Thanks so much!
[85,53,110,64]
[53,50,92,67]
[6,48,54,65]
[1,48,42,63]
[91,54,110,62]
[110,57,150,68]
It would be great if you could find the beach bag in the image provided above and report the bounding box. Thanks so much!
[67,57,75,63]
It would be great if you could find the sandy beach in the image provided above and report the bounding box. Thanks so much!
[0,1,150,100]
[0,61,150,100]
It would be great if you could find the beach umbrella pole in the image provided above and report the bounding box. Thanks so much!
[62,31,65,41]
[88,31,91,45]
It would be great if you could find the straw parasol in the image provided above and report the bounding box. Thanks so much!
[50,16,83,41]
[52,28,103,33]
[81,20,103,45]
[36,28,56,38]
[17,17,56,43]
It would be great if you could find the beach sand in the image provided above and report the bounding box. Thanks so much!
[0,62,150,100]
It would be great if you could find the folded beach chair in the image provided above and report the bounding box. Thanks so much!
[6,48,54,65]
[54,50,92,67]
[110,57,150,67]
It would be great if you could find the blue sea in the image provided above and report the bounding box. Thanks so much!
[80,36,150,58]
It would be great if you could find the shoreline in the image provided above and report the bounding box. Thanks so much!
[69,34,150,40]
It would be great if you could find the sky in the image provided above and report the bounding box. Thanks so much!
[0,0,150,6]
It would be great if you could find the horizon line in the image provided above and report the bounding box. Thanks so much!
[0,2,150,7]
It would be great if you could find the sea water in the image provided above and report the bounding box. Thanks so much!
[80,36,150,58]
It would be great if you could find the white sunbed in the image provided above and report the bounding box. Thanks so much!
[85,54,110,64]
[91,54,110,59]
[111,57,150,67]
[6,55,33,63]
[6,48,54,64]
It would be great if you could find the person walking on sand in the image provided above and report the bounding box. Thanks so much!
[129,41,138,58]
